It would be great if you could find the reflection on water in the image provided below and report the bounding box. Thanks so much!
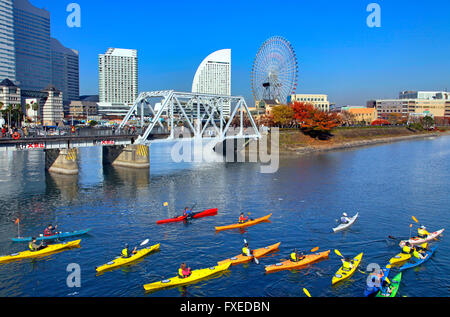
[0,137,449,297]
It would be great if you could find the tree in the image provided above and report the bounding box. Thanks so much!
[340,110,357,126]
[270,105,294,127]
[290,101,341,138]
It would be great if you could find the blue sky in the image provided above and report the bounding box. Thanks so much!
[34,0,450,106]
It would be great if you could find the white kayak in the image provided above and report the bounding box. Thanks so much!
[333,213,359,233]
[399,229,444,247]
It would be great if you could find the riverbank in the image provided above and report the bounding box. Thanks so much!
[274,127,450,155]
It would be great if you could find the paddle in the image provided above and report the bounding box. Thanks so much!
[243,239,259,264]
[303,288,311,298]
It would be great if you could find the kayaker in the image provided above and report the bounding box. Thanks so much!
[121,243,137,258]
[242,243,253,257]
[183,207,193,217]
[417,226,429,239]
[29,237,46,252]
[341,257,354,271]
[44,224,59,237]
[365,269,384,297]
[401,242,414,254]
[178,263,191,278]
[340,213,350,224]
[290,250,305,262]
[238,213,249,224]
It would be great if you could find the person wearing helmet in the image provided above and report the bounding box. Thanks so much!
[340,213,350,224]
[417,226,429,239]
[121,243,137,258]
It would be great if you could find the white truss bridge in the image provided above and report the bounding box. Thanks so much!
[118,90,261,145]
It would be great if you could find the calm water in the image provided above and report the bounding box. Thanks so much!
[0,136,448,297]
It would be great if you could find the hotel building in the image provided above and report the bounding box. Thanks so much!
[98,48,138,117]
[288,94,330,112]
[0,0,15,82]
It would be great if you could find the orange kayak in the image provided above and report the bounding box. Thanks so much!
[265,250,330,274]
[215,214,272,232]
[217,242,281,266]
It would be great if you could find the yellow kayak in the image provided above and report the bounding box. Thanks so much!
[389,252,412,265]
[96,243,160,273]
[0,240,81,264]
[143,262,231,292]
[215,214,272,232]
[332,253,363,285]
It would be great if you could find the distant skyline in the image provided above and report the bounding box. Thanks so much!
[31,0,450,106]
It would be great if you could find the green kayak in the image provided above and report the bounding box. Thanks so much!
[376,272,402,297]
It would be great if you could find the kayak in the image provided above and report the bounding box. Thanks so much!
[399,245,438,271]
[96,243,160,273]
[143,262,231,292]
[265,250,330,274]
[376,272,402,297]
[0,240,81,264]
[157,208,218,224]
[332,213,359,233]
[365,265,390,297]
[217,242,281,266]
[11,228,91,243]
[389,252,411,265]
[215,214,272,232]
[399,229,444,247]
[332,252,363,285]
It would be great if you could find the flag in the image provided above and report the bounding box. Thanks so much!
[14,218,19,225]
[163,202,168,207]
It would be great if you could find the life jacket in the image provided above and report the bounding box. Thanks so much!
[238,215,247,224]
[417,228,428,238]
[343,261,352,270]
[121,248,129,258]
[290,253,297,262]
[420,242,428,249]
[44,228,56,237]
[29,242,34,251]
[179,268,191,278]
[402,245,412,254]
[413,249,422,259]
[242,247,250,256]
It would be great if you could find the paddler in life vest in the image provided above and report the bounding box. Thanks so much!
[178,263,191,278]
[340,213,350,224]
[44,224,58,237]
[417,226,429,239]
[238,213,249,224]
[341,257,354,271]
[290,249,305,262]
[183,207,193,219]
[121,243,137,258]
[29,237,46,252]
[242,243,253,257]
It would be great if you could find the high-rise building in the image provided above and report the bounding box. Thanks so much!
[51,38,79,104]
[192,49,231,116]
[98,48,138,117]
[0,0,15,82]
[13,0,51,91]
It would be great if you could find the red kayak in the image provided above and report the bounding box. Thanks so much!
[156,208,218,224]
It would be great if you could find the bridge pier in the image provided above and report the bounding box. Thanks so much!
[102,144,150,169]
[45,148,79,175]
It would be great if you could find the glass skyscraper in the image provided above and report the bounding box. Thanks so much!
[0,0,16,82]
[13,0,51,91]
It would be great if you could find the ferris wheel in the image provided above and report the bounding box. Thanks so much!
[251,36,298,104]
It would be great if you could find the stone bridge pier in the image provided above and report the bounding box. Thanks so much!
[45,148,79,175]
[102,144,150,169]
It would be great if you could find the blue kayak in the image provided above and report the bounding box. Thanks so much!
[364,265,390,297]
[399,245,438,271]
[11,229,91,242]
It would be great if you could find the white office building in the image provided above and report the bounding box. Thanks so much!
[98,48,138,117]
[0,0,15,82]
[192,49,231,116]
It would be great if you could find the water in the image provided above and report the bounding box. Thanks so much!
[0,136,448,297]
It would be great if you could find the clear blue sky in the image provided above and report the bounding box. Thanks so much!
[34,0,450,106]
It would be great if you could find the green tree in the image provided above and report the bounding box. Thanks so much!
[421,115,435,130]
